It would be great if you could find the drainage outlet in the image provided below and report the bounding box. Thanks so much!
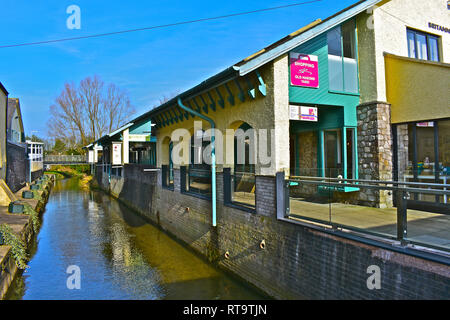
[260,240,266,250]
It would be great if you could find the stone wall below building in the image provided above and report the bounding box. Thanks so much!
[94,164,450,299]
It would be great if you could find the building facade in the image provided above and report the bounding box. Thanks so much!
[358,0,450,212]
[90,0,450,299]
[6,98,29,192]
[0,83,8,182]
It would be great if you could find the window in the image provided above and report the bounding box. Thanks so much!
[407,29,440,62]
[187,130,211,196]
[232,123,256,208]
[396,119,450,209]
[327,20,358,93]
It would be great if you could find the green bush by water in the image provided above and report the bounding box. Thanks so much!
[0,224,29,269]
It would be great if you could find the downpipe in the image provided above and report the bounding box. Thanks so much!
[177,98,217,227]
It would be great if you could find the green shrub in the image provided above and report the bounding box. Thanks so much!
[0,224,29,269]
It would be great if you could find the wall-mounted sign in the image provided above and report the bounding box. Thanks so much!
[290,53,319,88]
[112,142,122,165]
[428,22,449,34]
[129,134,150,142]
[416,122,434,127]
[289,105,318,122]
[87,150,94,163]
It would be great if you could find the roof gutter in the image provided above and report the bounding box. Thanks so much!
[177,97,217,227]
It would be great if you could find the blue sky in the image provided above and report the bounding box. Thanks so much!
[0,0,357,138]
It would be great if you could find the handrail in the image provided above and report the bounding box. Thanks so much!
[289,175,450,188]
[287,178,450,196]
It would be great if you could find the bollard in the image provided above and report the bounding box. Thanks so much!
[396,190,408,244]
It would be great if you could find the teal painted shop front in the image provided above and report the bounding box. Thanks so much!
[129,119,157,165]
[289,19,359,184]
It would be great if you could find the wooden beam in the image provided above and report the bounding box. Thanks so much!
[245,77,256,99]
[207,92,216,112]
[224,83,235,106]
[234,79,246,102]
[177,106,188,121]
[169,108,179,123]
[215,87,225,108]
[256,71,267,96]
[186,101,196,118]
[156,114,165,127]
[199,95,209,114]
[192,97,202,114]
[162,112,172,125]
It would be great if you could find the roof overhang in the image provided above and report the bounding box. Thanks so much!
[0,82,8,96]
[235,0,383,75]
[108,122,134,137]
[132,66,238,124]
[92,122,135,146]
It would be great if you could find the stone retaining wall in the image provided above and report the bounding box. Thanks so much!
[95,165,450,299]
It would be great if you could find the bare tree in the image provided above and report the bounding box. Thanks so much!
[48,76,135,150]
[154,91,180,107]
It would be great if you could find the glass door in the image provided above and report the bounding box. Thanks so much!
[324,130,342,178]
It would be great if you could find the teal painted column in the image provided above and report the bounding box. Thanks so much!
[353,127,359,180]
[178,98,217,227]
[342,127,347,179]
[295,134,299,176]
[318,130,325,177]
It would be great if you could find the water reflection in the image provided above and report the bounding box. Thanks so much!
[6,178,266,300]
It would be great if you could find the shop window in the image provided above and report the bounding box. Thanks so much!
[232,123,256,208]
[397,120,449,207]
[407,29,440,62]
[234,123,255,174]
[327,20,358,93]
[187,130,211,196]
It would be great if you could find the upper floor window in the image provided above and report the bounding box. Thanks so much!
[407,29,440,62]
[327,20,358,94]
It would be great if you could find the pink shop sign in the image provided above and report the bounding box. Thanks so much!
[290,52,319,88]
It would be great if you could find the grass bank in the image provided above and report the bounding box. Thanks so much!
[44,165,92,190]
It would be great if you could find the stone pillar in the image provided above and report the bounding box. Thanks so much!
[268,54,290,176]
[173,168,180,192]
[357,101,393,208]
[396,124,409,182]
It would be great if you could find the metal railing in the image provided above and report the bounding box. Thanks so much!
[278,173,450,252]
[44,154,86,164]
